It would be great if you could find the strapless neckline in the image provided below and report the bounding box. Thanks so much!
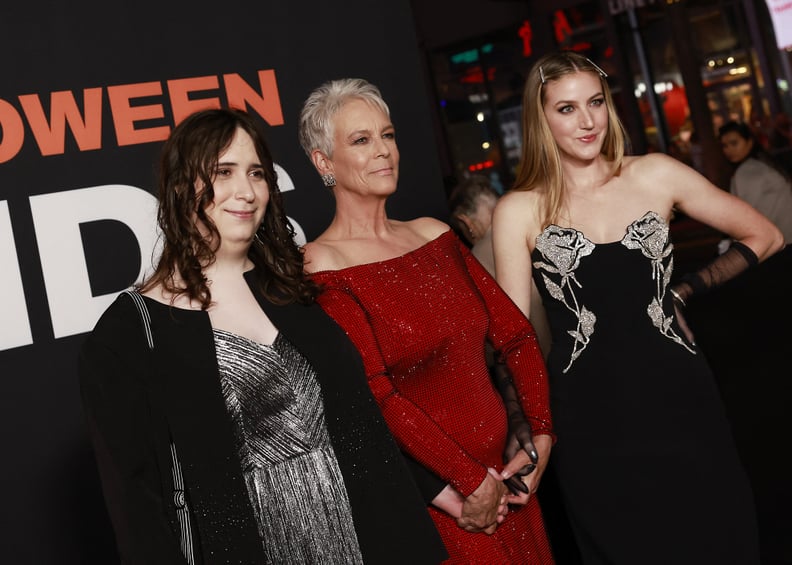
[540,210,666,247]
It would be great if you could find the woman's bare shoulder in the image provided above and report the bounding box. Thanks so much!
[498,187,543,208]
[492,189,546,255]
[302,239,346,274]
[493,189,543,227]
[622,152,680,177]
[623,153,708,202]
[401,216,451,241]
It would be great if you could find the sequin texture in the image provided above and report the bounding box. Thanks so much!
[533,226,597,372]
[621,211,694,353]
[313,230,554,564]
[214,329,363,564]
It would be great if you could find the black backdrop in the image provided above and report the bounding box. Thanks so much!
[0,3,449,562]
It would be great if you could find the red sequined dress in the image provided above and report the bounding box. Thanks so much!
[312,230,555,564]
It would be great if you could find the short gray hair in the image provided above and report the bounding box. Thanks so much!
[298,78,391,158]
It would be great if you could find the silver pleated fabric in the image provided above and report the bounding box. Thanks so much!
[213,329,364,565]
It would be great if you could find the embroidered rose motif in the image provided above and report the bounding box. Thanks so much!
[533,213,694,375]
[533,226,596,373]
[621,211,671,262]
[622,211,694,353]
[534,226,595,285]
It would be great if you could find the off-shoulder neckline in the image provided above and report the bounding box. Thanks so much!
[310,229,456,277]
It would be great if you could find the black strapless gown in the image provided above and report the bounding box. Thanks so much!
[532,211,759,564]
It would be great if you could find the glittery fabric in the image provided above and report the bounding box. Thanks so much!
[531,211,760,564]
[313,230,554,564]
[213,329,363,565]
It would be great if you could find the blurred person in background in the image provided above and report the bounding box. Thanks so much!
[448,174,551,357]
[448,174,500,257]
[719,120,792,244]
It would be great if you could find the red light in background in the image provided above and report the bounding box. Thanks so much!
[519,20,533,57]
[460,66,496,84]
[554,10,573,44]
[468,160,495,172]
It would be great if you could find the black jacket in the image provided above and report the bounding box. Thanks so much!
[79,276,447,564]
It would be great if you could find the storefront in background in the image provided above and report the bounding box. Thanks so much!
[426,0,792,194]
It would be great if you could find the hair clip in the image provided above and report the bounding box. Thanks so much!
[585,57,608,79]
[540,57,606,85]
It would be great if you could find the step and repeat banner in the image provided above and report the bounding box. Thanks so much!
[0,3,448,562]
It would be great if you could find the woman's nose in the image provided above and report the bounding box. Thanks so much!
[373,137,391,157]
[235,179,255,200]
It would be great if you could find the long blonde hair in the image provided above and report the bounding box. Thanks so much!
[512,51,628,227]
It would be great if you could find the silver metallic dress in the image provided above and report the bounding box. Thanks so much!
[213,329,364,564]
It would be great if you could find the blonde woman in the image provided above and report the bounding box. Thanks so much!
[492,51,782,564]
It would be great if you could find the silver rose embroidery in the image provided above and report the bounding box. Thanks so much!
[533,226,596,373]
[621,211,695,354]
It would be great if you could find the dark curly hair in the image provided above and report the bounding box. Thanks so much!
[139,108,317,307]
